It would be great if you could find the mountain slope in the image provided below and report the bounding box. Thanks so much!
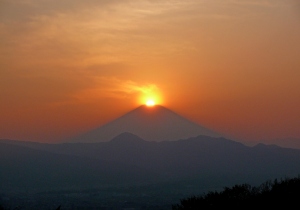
[3,133,300,189]
[68,105,222,143]
[0,142,162,193]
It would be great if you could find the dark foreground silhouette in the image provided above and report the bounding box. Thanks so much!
[172,176,300,209]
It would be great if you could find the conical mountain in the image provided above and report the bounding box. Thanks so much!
[69,105,223,143]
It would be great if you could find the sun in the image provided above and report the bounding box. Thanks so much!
[145,99,156,107]
[138,90,163,107]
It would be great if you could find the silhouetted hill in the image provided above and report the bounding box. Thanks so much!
[109,132,146,144]
[68,105,223,142]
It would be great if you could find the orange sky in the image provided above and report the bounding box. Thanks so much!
[1,0,300,147]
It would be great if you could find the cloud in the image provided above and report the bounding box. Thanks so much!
[68,77,160,105]
[97,77,159,98]
[0,0,125,20]
[1,0,184,67]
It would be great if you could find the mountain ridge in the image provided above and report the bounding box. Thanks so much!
[2,134,300,187]
[68,105,223,143]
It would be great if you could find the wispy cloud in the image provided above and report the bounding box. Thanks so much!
[78,77,159,99]
[57,76,160,106]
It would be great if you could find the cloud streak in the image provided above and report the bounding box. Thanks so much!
[74,77,160,101]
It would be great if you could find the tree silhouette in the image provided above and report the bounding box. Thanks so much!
[172,175,300,209]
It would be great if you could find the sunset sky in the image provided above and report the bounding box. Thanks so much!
[1,0,300,146]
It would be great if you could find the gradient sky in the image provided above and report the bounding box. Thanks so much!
[1,0,300,146]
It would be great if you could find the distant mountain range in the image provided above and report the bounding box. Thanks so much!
[1,133,300,194]
[67,105,223,142]
[245,137,300,150]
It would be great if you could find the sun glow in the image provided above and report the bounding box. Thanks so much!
[146,99,156,106]
[138,94,163,107]
[137,85,163,107]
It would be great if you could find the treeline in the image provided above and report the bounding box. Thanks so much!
[172,175,300,209]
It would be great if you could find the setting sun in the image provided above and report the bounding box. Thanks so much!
[146,100,156,106]
[137,88,163,107]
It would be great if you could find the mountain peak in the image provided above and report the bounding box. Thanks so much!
[109,132,145,144]
[69,105,223,143]
[132,104,169,112]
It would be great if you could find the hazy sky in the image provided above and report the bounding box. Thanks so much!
[1,0,300,144]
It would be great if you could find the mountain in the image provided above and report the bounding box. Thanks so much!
[245,137,300,150]
[3,133,300,189]
[68,105,223,143]
[2,134,300,209]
